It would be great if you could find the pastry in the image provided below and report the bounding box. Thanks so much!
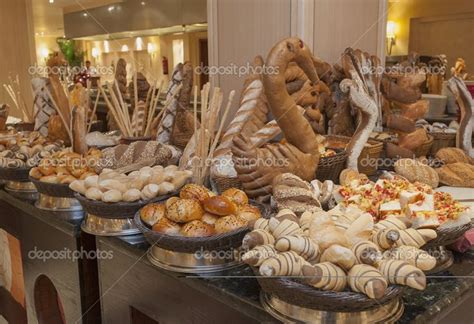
[222,188,249,206]
[166,198,204,223]
[396,228,437,248]
[152,217,181,236]
[302,262,347,292]
[394,159,439,188]
[385,246,436,271]
[140,203,166,227]
[378,259,426,290]
[345,212,374,244]
[320,244,356,271]
[251,218,270,231]
[274,235,319,263]
[374,216,408,231]
[202,196,237,216]
[179,183,211,203]
[237,205,261,222]
[215,215,247,233]
[352,240,382,266]
[348,265,387,299]
[181,220,215,237]
[371,229,400,249]
[269,218,303,239]
[242,244,278,266]
[309,225,350,251]
[242,229,275,250]
[259,251,306,277]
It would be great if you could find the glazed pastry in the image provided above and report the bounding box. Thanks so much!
[214,215,247,233]
[396,228,437,248]
[141,184,160,200]
[352,240,382,266]
[85,187,103,200]
[102,189,122,203]
[259,251,306,277]
[385,246,436,271]
[166,198,204,223]
[201,212,219,225]
[222,188,249,206]
[269,218,303,239]
[237,205,262,222]
[242,244,278,266]
[179,183,211,203]
[251,218,270,231]
[302,262,347,292]
[180,220,215,237]
[274,235,319,263]
[371,229,400,250]
[242,229,275,250]
[374,216,408,231]
[202,196,237,216]
[378,259,426,290]
[140,203,166,227]
[123,189,141,202]
[152,217,181,236]
[320,244,356,271]
[348,265,387,299]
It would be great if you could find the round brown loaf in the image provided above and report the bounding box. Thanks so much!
[166,198,204,223]
[215,215,247,233]
[152,217,181,235]
[180,220,215,237]
[140,203,167,227]
[203,196,237,216]
[222,188,248,206]
[237,205,261,222]
[435,147,471,164]
[394,159,439,188]
[179,184,212,203]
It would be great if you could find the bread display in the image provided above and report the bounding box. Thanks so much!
[140,184,262,238]
[70,165,192,202]
[394,159,439,188]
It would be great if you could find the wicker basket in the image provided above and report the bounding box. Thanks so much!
[29,177,75,198]
[423,222,472,249]
[254,269,404,312]
[212,175,242,194]
[429,132,456,156]
[413,135,434,157]
[324,135,384,176]
[0,167,31,182]
[316,149,347,183]
[134,200,270,253]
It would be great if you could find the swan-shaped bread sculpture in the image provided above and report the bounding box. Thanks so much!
[448,75,474,157]
[231,38,321,200]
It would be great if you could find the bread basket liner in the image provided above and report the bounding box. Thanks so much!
[134,200,270,254]
[74,191,177,219]
[252,267,405,312]
[29,176,75,198]
[0,166,32,182]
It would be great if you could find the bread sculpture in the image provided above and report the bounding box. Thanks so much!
[32,78,56,136]
[447,75,474,157]
[128,72,150,105]
[231,38,321,200]
[140,185,261,237]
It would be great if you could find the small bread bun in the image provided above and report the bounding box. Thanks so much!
[165,196,179,209]
[202,212,219,225]
[140,203,166,227]
[40,175,59,184]
[179,184,211,202]
[237,205,261,222]
[29,167,43,179]
[203,196,237,216]
[180,220,215,237]
[85,187,103,201]
[222,188,248,206]
[152,217,181,236]
[215,215,247,233]
[102,189,122,203]
[166,198,204,223]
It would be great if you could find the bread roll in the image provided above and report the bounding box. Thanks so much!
[302,262,347,292]
[123,188,141,202]
[435,147,471,164]
[215,215,247,233]
[259,251,306,276]
[179,183,211,202]
[348,264,387,299]
[378,259,426,290]
[166,198,204,223]
[102,189,122,203]
[237,205,261,222]
[152,217,181,236]
[69,180,87,195]
[140,203,166,227]
[165,196,179,209]
[274,235,319,263]
[394,159,439,188]
[202,212,219,225]
[203,196,237,216]
[436,162,474,187]
[85,187,103,200]
[242,244,277,266]
[269,218,303,239]
[141,184,160,200]
[242,229,275,250]
[385,246,436,271]
[396,228,437,248]
[40,175,59,184]
[222,188,249,206]
[99,179,128,193]
[352,240,382,266]
[320,244,356,271]
[180,220,215,237]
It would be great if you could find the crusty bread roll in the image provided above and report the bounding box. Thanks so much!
[140,203,166,227]
[436,162,474,187]
[179,183,212,203]
[166,198,204,223]
[202,196,237,216]
[152,217,181,236]
[222,188,249,206]
[215,215,247,233]
[180,220,215,237]
[394,159,439,188]
[201,212,219,225]
[339,168,368,186]
[320,244,356,271]
[237,205,261,222]
[435,147,471,164]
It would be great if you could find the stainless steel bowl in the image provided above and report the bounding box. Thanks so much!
[5,181,38,200]
[81,213,140,236]
[35,193,83,212]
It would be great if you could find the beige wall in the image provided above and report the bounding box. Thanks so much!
[387,0,474,56]
[0,0,36,118]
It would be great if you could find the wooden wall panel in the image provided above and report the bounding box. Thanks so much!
[0,0,35,119]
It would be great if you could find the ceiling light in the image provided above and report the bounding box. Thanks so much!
[49,0,54,3]
[83,13,88,17]
[121,45,129,52]
[141,1,146,5]
[108,6,115,12]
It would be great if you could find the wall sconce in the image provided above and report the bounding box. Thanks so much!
[136,37,144,51]
[121,45,129,52]
[92,47,100,59]
[103,40,110,53]
[147,43,157,57]
[386,20,397,56]
[39,47,49,60]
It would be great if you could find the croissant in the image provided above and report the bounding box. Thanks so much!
[299,211,314,234]
[259,251,306,277]
[274,235,319,263]
[269,218,302,239]
[251,218,270,231]
[242,244,277,266]
[385,246,436,271]
[242,229,275,250]
[301,262,347,292]
[371,229,400,250]
[396,228,437,248]
[320,244,356,271]
[348,265,387,299]
[374,216,408,231]
[275,209,300,225]
[378,259,426,290]
[352,240,382,266]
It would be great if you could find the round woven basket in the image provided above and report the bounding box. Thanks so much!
[0,166,31,182]
[212,175,242,194]
[253,269,405,312]
[423,222,472,249]
[29,177,75,198]
[413,135,434,157]
[74,192,175,219]
[316,149,347,183]
[429,132,456,156]
[134,200,270,254]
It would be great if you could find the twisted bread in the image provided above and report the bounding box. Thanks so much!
[378,259,426,290]
[348,264,387,299]
[302,262,347,292]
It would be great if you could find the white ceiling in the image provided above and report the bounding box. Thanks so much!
[32,0,122,37]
